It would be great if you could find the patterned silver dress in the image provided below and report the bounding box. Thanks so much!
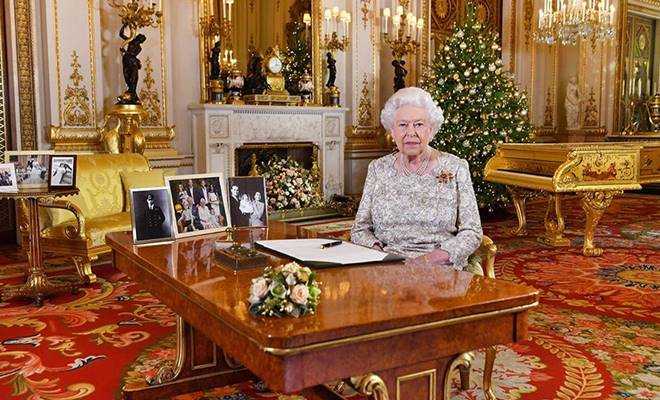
[351,152,483,271]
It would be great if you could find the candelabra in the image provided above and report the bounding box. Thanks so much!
[321,7,351,106]
[200,0,236,103]
[534,0,616,46]
[109,0,162,43]
[381,1,423,91]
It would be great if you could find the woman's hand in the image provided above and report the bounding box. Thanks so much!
[405,249,451,267]
[372,241,384,251]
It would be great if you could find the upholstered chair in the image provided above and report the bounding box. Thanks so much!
[444,235,498,400]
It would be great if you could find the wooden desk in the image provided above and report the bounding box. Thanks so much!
[107,231,538,400]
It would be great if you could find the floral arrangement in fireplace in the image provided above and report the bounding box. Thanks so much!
[261,156,322,210]
[248,262,321,318]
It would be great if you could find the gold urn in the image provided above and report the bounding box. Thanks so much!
[648,93,660,132]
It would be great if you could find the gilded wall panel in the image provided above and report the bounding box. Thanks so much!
[14,0,37,150]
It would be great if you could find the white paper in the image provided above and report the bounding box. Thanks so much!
[255,239,392,265]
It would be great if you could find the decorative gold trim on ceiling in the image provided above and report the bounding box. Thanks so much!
[14,0,37,150]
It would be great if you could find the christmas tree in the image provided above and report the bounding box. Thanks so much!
[422,6,531,211]
[282,0,312,95]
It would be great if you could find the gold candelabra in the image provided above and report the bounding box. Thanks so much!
[381,2,424,60]
[322,7,351,52]
[108,0,162,44]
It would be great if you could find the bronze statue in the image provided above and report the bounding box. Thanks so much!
[118,31,147,104]
[392,59,407,91]
[209,40,222,81]
[244,52,269,95]
[326,52,337,88]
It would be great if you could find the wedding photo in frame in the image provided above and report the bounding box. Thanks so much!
[4,151,52,189]
[130,187,175,245]
[48,155,77,188]
[165,173,230,238]
[227,176,268,228]
[0,163,18,192]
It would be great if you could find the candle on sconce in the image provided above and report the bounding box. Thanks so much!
[226,0,234,21]
[339,10,347,35]
[416,18,424,40]
[396,5,404,16]
[324,8,332,34]
[383,7,391,34]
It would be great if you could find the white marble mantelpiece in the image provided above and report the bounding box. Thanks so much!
[188,104,348,199]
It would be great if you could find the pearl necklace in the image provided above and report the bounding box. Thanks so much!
[400,151,431,176]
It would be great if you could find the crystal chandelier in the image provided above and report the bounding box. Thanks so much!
[534,0,616,46]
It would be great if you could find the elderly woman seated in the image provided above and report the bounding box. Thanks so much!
[351,87,483,273]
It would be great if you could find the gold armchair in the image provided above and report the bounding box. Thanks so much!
[38,154,151,283]
[444,235,498,400]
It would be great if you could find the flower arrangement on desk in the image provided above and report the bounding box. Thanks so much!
[261,156,322,210]
[248,262,321,318]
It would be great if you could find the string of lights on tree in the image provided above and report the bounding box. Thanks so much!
[422,6,532,212]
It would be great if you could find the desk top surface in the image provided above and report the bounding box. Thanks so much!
[107,231,538,351]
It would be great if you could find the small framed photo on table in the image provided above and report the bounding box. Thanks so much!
[5,151,52,189]
[165,173,230,238]
[130,187,175,245]
[227,176,268,228]
[0,163,18,192]
[49,155,77,188]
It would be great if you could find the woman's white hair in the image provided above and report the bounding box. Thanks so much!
[380,87,445,133]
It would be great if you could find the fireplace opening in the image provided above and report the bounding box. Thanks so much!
[234,142,319,176]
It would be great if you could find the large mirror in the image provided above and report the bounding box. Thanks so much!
[614,1,660,134]
[199,0,322,103]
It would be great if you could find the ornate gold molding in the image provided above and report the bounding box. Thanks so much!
[14,0,37,150]
[139,57,162,126]
[509,0,517,72]
[356,74,373,128]
[543,87,553,127]
[523,0,533,46]
[583,87,599,127]
[63,51,92,126]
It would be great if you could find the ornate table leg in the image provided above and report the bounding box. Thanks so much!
[507,187,538,236]
[483,346,497,400]
[578,191,621,257]
[349,374,389,400]
[537,193,571,247]
[1,198,80,306]
[122,316,254,400]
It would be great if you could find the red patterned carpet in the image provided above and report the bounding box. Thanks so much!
[0,194,658,400]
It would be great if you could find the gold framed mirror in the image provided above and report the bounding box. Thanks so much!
[197,0,322,105]
[613,0,660,136]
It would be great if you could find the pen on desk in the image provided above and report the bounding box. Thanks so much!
[320,240,343,249]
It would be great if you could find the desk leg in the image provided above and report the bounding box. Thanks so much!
[578,191,620,257]
[1,198,80,306]
[538,193,571,247]
[122,317,255,400]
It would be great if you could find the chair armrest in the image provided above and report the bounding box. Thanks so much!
[476,235,497,278]
[38,198,87,240]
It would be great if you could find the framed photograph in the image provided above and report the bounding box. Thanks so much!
[4,151,52,189]
[130,187,175,245]
[227,176,268,228]
[0,163,18,192]
[165,173,230,238]
[49,155,77,188]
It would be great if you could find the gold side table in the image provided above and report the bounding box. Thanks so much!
[1,187,81,306]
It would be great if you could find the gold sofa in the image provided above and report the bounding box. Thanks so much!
[39,154,151,283]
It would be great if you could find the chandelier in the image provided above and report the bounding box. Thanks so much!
[534,0,616,46]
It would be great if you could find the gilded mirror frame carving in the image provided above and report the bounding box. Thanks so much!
[613,0,660,134]
[197,0,323,105]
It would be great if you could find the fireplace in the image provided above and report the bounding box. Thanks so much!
[189,104,348,200]
[234,142,319,176]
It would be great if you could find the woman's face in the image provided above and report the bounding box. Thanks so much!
[391,105,432,157]
[254,192,261,200]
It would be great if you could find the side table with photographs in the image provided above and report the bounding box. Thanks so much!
[0,188,82,306]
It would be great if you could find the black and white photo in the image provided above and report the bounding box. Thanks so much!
[130,187,175,244]
[5,151,51,189]
[228,176,268,228]
[49,155,77,188]
[165,173,229,238]
[0,163,18,192]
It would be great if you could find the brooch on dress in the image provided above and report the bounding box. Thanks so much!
[436,170,454,184]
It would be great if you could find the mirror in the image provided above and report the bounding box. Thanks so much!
[200,0,322,102]
[614,2,660,133]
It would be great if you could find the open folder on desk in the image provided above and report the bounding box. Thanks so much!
[255,239,405,268]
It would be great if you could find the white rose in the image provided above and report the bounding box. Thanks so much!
[285,274,297,286]
[249,277,269,303]
[290,284,309,305]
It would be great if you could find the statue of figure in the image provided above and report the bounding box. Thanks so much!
[244,52,269,95]
[209,40,222,81]
[564,76,581,129]
[392,59,407,91]
[118,32,147,104]
[326,52,337,88]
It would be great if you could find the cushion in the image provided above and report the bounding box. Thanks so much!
[47,154,150,226]
[120,169,166,212]
[42,212,132,247]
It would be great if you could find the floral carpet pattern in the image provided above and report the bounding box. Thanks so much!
[0,194,658,399]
